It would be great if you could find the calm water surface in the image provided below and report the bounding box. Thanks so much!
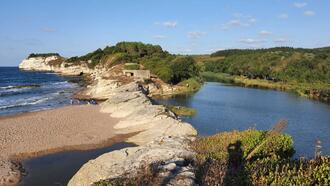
[155,82,330,158]
[19,143,135,186]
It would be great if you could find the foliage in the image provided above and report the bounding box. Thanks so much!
[65,42,201,85]
[191,130,294,163]
[124,63,140,70]
[28,53,60,58]
[177,78,202,92]
[208,47,330,84]
[201,72,235,83]
[167,105,197,116]
[170,56,200,84]
[192,129,330,185]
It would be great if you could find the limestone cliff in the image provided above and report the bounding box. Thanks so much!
[19,56,92,76]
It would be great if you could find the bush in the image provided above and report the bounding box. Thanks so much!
[191,129,329,185]
[28,53,60,58]
[124,63,140,70]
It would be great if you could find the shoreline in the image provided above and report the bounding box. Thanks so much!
[14,58,198,186]
[0,105,131,186]
[202,71,330,104]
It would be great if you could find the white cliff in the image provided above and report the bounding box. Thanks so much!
[19,56,92,76]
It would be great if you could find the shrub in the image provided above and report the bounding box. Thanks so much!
[124,63,140,70]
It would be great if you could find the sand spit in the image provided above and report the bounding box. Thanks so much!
[0,105,124,186]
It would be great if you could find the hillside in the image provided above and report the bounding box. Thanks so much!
[66,42,200,85]
[200,47,330,103]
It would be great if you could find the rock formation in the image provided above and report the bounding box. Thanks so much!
[19,56,92,76]
[17,55,199,186]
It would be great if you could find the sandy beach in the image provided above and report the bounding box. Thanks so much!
[0,105,128,185]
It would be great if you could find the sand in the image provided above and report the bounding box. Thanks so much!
[0,105,128,186]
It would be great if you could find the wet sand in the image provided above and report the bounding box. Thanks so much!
[0,105,127,185]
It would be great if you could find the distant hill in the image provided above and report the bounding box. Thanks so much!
[205,47,330,84]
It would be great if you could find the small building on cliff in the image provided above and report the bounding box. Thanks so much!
[123,69,151,80]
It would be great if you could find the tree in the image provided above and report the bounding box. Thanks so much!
[171,56,199,84]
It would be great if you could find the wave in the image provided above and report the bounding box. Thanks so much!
[0,84,40,90]
[0,97,49,110]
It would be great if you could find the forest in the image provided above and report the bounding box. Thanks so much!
[205,47,330,84]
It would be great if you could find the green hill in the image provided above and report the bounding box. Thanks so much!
[67,42,200,85]
[202,47,330,103]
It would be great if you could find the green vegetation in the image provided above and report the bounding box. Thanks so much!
[28,53,60,58]
[124,63,140,70]
[167,105,197,116]
[200,47,330,102]
[191,129,330,185]
[67,42,200,85]
[208,47,330,84]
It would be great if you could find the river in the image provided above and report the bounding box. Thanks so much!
[155,82,330,158]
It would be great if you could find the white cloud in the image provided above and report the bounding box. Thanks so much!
[274,38,288,43]
[293,2,307,8]
[153,35,167,39]
[240,38,266,44]
[156,21,177,28]
[187,31,206,39]
[222,16,256,30]
[278,13,289,19]
[259,30,272,36]
[304,10,315,16]
[248,18,257,24]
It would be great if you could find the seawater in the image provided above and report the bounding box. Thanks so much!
[0,67,80,116]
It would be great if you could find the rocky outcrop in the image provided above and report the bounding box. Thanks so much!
[0,160,22,186]
[19,56,92,76]
[68,82,197,186]
[68,137,197,186]
[18,55,198,186]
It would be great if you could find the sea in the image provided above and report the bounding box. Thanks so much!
[0,67,81,116]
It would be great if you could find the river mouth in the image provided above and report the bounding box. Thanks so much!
[154,82,330,158]
[18,142,135,186]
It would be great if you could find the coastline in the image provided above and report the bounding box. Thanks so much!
[0,105,132,186]
[1,57,198,186]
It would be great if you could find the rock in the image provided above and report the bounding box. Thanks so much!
[19,56,92,76]
[0,159,22,186]
[160,163,177,171]
[68,137,196,186]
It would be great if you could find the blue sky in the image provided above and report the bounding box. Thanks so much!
[0,0,330,66]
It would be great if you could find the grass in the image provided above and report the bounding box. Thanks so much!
[167,105,197,116]
[191,129,330,185]
[175,78,202,93]
[124,63,140,70]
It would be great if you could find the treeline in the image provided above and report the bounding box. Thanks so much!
[67,42,200,84]
[205,47,330,84]
[28,53,60,58]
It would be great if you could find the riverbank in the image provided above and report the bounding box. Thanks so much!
[202,71,330,104]
[0,105,129,186]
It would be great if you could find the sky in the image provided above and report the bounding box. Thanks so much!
[0,0,330,66]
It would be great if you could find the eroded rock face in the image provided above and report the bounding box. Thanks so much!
[19,56,92,76]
